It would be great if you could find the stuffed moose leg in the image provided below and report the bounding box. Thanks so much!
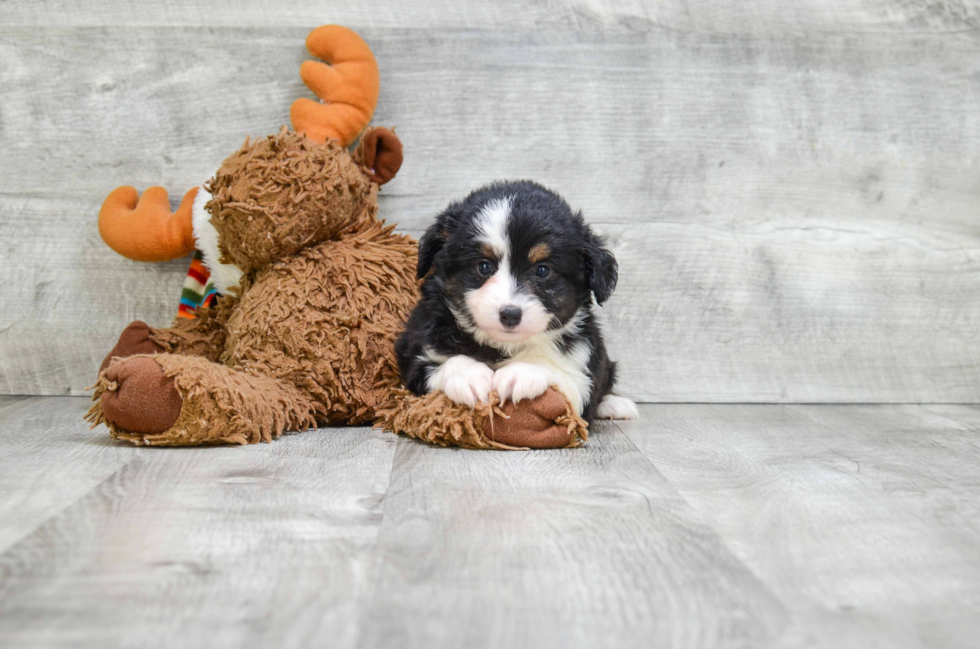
[88,24,589,449]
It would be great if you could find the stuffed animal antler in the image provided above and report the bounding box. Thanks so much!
[98,186,198,262]
[89,25,588,450]
[290,24,380,147]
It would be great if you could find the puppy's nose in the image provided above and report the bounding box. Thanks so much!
[499,306,523,329]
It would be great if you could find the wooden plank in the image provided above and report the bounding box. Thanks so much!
[0,417,398,649]
[0,396,28,410]
[354,428,787,649]
[2,0,978,33]
[0,397,136,553]
[599,221,980,403]
[2,25,979,399]
[921,403,980,429]
[627,404,980,648]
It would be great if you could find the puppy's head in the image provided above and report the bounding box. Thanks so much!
[418,180,617,346]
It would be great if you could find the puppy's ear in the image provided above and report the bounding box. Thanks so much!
[417,206,460,279]
[584,228,618,306]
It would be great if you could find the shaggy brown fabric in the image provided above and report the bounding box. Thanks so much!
[97,356,182,435]
[206,127,375,274]
[221,221,420,425]
[149,293,238,361]
[99,320,165,373]
[375,387,588,450]
[88,354,316,446]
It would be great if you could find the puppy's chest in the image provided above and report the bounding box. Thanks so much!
[496,338,594,409]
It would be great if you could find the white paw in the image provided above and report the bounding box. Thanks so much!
[596,394,640,420]
[429,356,494,407]
[492,362,552,405]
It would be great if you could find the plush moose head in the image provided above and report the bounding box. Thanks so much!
[97,25,403,279]
[203,126,400,275]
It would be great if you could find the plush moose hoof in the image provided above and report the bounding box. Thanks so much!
[100,321,166,373]
[483,388,577,449]
[100,357,182,435]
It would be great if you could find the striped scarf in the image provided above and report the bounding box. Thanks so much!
[178,251,220,319]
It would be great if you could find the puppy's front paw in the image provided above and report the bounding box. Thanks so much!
[493,362,552,405]
[432,356,495,407]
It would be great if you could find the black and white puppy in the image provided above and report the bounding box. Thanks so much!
[396,180,638,423]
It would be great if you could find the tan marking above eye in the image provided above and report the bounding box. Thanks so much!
[479,243,498,260]
[528,243,551,264]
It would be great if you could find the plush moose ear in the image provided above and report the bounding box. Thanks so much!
[584,229,618,306]
[416,207,460,279]
[357,127,403,185]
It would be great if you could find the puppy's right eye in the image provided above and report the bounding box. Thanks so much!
[477,260,494,276]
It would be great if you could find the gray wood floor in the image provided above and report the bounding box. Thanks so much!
[1,398,978,648]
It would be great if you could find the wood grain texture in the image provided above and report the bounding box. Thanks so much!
[4,399,980,647]
[1,7,979,399]
[355,427,786,649]
[627,404,980,648]
[2,0,979,33]
[0,397,134,553]
[0,409,398,649]
[599,221,980,402]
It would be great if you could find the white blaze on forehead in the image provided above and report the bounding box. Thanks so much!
[475,197,511,260]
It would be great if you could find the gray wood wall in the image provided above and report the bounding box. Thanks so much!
[1,1,979,401]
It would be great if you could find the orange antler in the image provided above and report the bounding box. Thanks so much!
[290,25,380,147]
[98,186,197,261]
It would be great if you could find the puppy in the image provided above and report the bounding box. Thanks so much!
[396,180,638,423]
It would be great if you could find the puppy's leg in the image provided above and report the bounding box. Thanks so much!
[492,361,553,405]
[596,394,640,420]
[428,355,495,407]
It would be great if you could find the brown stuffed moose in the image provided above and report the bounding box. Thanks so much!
[87,25,588,449]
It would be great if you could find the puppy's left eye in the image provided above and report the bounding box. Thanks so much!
[535,264,550,278]
[477,260,494,276]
